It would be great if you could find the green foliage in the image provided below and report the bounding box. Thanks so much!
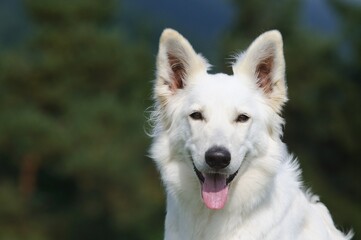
[24,0,116,25]
[0,0,162,239]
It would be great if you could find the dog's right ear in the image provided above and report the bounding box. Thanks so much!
[155,29,209,104]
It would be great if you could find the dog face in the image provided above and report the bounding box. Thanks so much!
[153,29,287,209]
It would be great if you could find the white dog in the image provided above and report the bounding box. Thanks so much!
[149,29,352,240]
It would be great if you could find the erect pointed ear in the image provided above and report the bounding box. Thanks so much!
[155,29,209,104]
[232,30,287,113]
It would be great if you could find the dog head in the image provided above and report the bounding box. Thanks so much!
[152,29,287,210]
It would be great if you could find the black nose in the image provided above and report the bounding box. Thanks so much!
[205,146,231,170]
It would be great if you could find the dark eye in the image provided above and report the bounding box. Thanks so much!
[189,111,204,120]
[236,114,250,123]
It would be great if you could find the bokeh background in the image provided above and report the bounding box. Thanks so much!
[0,0,360,239]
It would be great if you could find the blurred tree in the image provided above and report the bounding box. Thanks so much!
[0,0,163,239]
[222,0,360,237]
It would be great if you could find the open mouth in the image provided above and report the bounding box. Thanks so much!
[193,163,239,210]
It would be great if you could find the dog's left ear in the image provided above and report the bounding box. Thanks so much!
[233,30,287,113]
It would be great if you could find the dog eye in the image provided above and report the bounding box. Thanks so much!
[236,114,250,123]
[189,111,204,120]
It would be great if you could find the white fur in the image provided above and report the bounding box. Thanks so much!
[150,29,352,240]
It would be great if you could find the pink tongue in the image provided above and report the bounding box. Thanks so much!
[201,174,228,210]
